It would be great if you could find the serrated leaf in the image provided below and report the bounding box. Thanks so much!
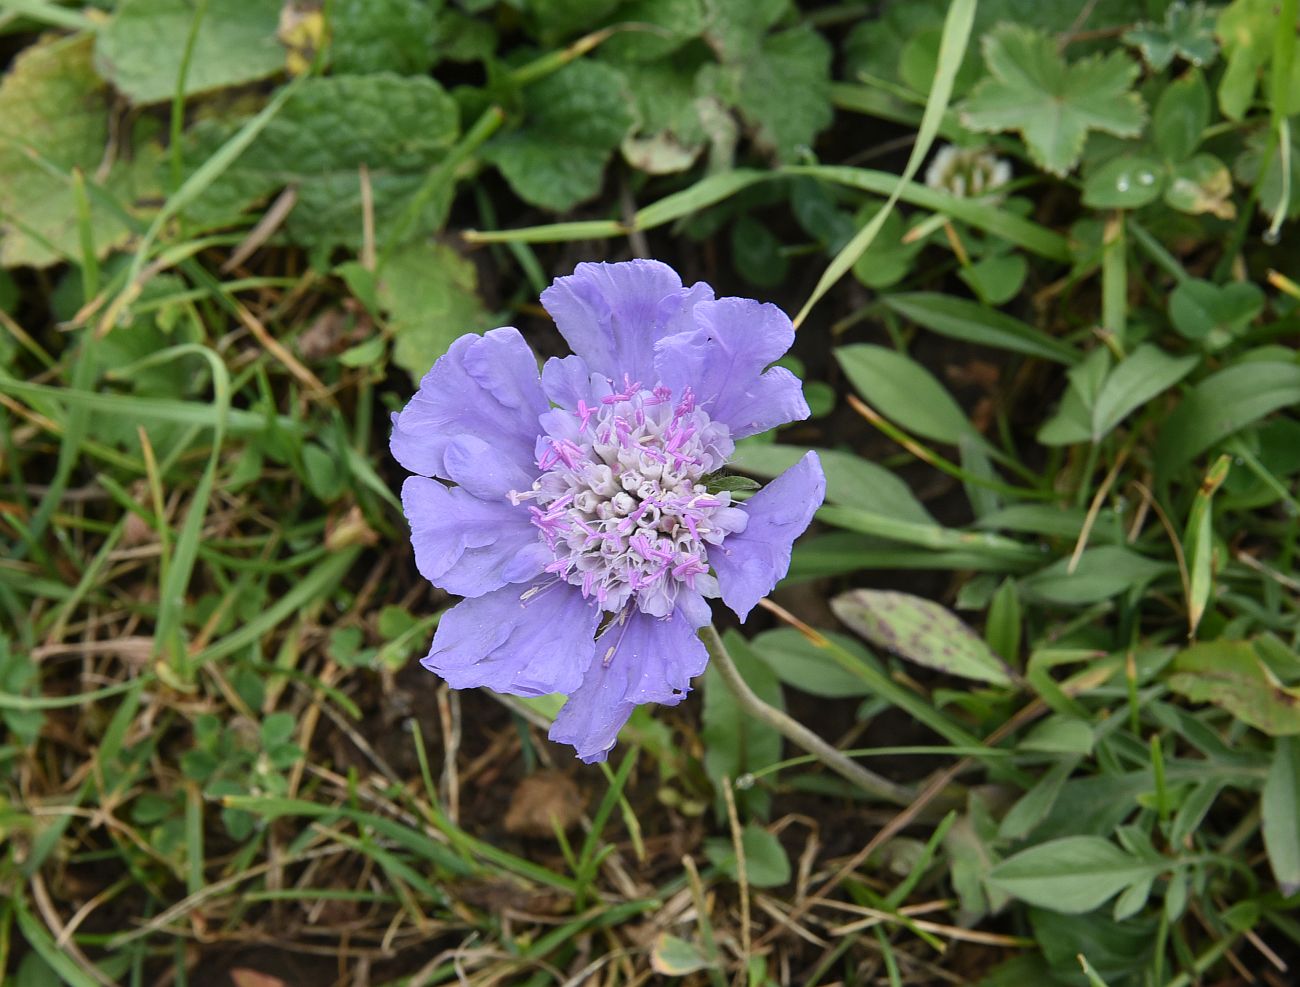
[602,0,705,62]
[831,589,1013,686]
[988,836,1165,914]
[1123,1,1219,71]
[0,34,160,267]
[186,74,459,249]
[95,0,285,104]
[485,60,631,211]
[732,24,833,160]
[962,24,1145,176]
[381,242,488,383]
[1168,639,1300,736]
[330,0,439,76]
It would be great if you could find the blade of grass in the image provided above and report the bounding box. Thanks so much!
[794,0,976,328]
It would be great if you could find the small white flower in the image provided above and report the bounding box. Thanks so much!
[925,144,1012,198]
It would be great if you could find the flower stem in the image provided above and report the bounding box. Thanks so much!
[700,624,916,806]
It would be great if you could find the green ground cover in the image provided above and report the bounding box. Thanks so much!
[1,0,1299,984]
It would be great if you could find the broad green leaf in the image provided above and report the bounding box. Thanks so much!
[850,206,921,289]
[186,74,459,249]
[485,60,632,211]
[749,627,875,698]
[988,836,1164,913]
[730,444,936,524]
[831,589,1013,686]
[616,57,709,175]
[999,757,1079,841]
[95,0,285,104]
[602,0,705,62]
[1124,2,1219,70]
[650,934,713,976]
[0,34,159,267]
[702,632,783,817]
[1216,0,1300,120]
[957,252,1027,306]
[962,24,1145,176]
[330,0,439,76]
[1165,153,1236,218]
[1036,347,1111,447]
[1167,639,1300,735]
[704,823,792,887]
[1234,127,1300,223]
[1154,69,1209,161]
[835,344,978,445]
[730,215,787,287]
[1155,360,1300,478]
[884,292,1079,364]
[1169,278,1263,346]
[1023,547,1170,605]
[381,242,488,382]
[730,24,833,160]
[1082,156,1166,209]
[1262,737,1300,895]
[1090,344,1199,441]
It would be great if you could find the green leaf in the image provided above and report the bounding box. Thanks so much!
[0,34,159,267]
[1090,344,1199,441]
[830,589,1013,686]
[380,241,488,382]
[330,0,440,76]
[701,632,783,816]
[1155,360,1300,477]
[187,74,460,249]
[602,0,706,62]
[702,472,761,495]
[730,444,936,523]
[95,0,285,104]
[649,934,713,976]
[1168,639,1300,736]
[835,344,979,446]
[749,627,875,698]
[1216,0,1300,120]
[962,24,1145,176]
[1168,278,1263,345]
[1037,347,1112,447]
[1154,69,1210,161]
[1235,127,1300,223]
[1123,1,1219,71]
[1262,737,1300,895]
[850,206,920,289]
[485,60,632,211]
[1165,153,1237,219]
[1023,547,1170,605]
[988,836,1165,914]
[704,823,792,887]
[730,215,787,287]
[1082,155,1166,209]
[730,24,833,160]
[884,292,1079,364]
[957,252,1027,306]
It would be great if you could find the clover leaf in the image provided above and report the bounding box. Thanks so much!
[961,24,1146,177]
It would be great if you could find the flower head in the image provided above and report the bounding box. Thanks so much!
[391,260,825,762]
[924,144,1012,199]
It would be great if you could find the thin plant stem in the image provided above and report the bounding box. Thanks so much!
[699,623,916,806]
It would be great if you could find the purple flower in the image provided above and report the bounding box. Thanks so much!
[391,260,825,762]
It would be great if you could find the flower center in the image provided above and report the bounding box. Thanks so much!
[512,379,744,617]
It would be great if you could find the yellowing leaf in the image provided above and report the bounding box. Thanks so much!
[0,34,159,267]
